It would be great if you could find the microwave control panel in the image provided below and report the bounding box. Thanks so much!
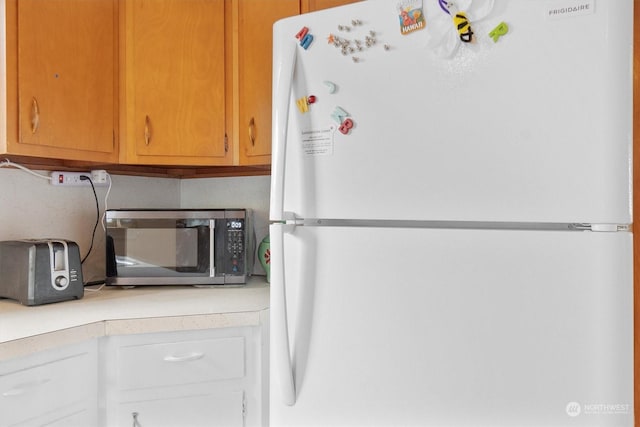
[225,219,245,275]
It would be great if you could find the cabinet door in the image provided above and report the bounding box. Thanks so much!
[302,0,361,13]
[123,0,229,165]
[104,327,264,426]
[13,0,117,162]
[237,0,299,165]
[0,341,98,426]
[117,391,245,427]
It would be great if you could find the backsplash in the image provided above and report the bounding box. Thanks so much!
[0,168,270,283]
[180,176,271,248]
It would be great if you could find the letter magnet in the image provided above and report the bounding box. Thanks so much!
[330,106,349,124]
[296,95,316,114]
[338,118,354,135]
[296,97,310,113]
[330,107,354,135]
[489,22,509,42]
[295,26,314,50]
[324,81,337,94]
[295,27,309,40]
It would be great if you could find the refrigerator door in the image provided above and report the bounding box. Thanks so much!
[271,0,633,224]
[270,224,633,426]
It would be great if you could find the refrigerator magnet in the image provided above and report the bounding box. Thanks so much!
[428,0,496,58]
[296,95,316,114]
[323,81,337,94]
[296,26,314,50]
[330,106,349,124]
[397,0,426,35]
[329,106,355,135]
[488,21,509,42]
[296,96,311,114]
[338,118,355,135]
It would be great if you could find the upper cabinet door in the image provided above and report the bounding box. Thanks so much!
[237,0,299,165]
[15,0,118,161]
[123,0,229,165]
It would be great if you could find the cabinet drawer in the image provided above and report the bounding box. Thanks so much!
[118,336,245,390]
[0,352,93,426]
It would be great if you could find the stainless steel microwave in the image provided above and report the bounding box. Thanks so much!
[105,209,253,286]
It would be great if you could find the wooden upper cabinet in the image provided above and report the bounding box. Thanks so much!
[236,0,299,165]
[302,0,361,13]
[1,0,362,171]
[5,0,118,162]
[121,0,230,166]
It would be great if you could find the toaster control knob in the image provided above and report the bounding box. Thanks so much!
[54,276,69,289]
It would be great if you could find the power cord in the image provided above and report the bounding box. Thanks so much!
[79,175,100,264]
[0,159,51,181]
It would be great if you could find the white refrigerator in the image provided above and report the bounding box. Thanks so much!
[269,0,634,426]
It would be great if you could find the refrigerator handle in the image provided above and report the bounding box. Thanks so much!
[270,39,297,222]
[270,223,297,405]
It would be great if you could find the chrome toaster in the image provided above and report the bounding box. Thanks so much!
[0,239,84,306]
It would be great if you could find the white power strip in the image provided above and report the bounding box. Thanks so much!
[50,171,109,187]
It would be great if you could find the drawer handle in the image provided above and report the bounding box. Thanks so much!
[163,352,205,363]
[2,379,51,397]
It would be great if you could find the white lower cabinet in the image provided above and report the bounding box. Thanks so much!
[102,326,264,427]
[0,340,99,427]
[0,324,265,427]
[117,390,245,426]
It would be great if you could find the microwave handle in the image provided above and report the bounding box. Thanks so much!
[209,220,215,277]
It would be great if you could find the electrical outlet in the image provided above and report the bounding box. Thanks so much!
[50,171,109,187]
[91,169,109,185]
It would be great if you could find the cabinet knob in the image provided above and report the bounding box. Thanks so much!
[30,97,40,134]
[249,117,256,146]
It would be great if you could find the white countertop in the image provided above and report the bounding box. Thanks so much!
[0,277,269,360]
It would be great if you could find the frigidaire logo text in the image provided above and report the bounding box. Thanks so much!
[548,3,591,17]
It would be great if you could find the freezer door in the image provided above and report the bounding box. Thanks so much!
[269,224,633,426]
[271,0,633,224]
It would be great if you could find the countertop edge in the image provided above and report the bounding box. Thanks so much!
[0,279,270,361]
[0,309,269,362]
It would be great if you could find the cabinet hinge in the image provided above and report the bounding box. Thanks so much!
[224,134,229,153]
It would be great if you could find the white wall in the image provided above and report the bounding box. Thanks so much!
[0,167,271,283]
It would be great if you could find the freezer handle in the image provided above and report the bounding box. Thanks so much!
[270,37,297,222]
[270,223,297,405]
